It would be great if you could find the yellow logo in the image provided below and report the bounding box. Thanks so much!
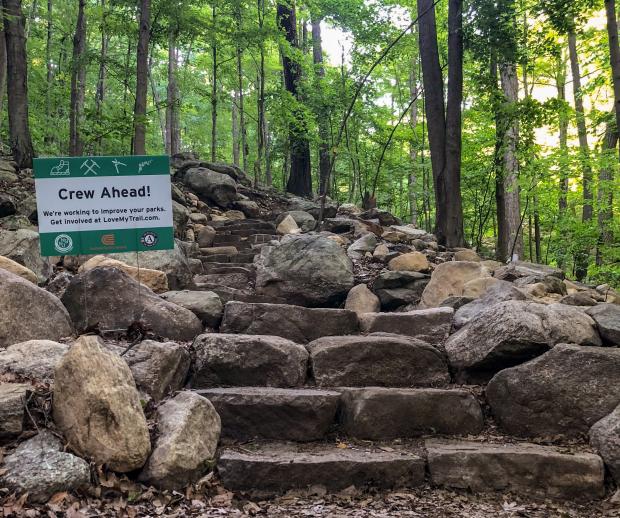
[101,234,116,246]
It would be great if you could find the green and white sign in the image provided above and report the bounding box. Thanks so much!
[34,155,174,256]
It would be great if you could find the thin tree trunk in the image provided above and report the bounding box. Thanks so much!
[236,4,248,172]
[568,30,592,279]
[499,61,523,261]
[596,122,618,265]
[69,0,86,156]
[278,2,312,197]
[44,0,52,144]
[148,48,165,149]
[408,54,419,226]
[166,30,180,155]
[556,51,569,213]
[132,0,150,155]
[3,0,34,168]
[534,195,541,262]
[95,0,108,152]
[605,0,620,147]
[232,92,240,166]
[256,0,266,187]
[210,5,217,162]
[264,117,272,186]
[312,17,331,198]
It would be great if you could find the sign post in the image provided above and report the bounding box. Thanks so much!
[34,155,174,256]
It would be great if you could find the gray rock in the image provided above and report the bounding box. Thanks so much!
[420,261,491,308]
[340,388,483,440]
[358,308,453,348]
[426,439,604,500]
[198,387,340,441]
[255,235,354,307]
[161,290,223,327]
[0,268,74,348]
[487,344,620,437]
[218,445,425,493]
[307,335,449,387]
[197,225,216,248]
[590,403,620,482]
[184,167,238,207]
[586,304,620,346]
[61,267,203,341]
[192,334,308,388]
[494,261,564,281]
[139,392,220,489]
[221,302,359,343]
[172,200,190,236]
[446,301,602,382]
[0,383,28,438]
[0,340,69,383]
[233,200,261,218]
[344,284,381,315]
[46,271,74,299]
[373,270,430,310]
[453,281,528,328]
[287,197,337,220]
[0,431,90,503]
[113,340,190,402]
[0,193,16,217]
[560,292,598,306]
[0,228,52,281]
[275,210,316,232]
[347,233,378,260]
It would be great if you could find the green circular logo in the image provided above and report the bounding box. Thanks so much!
[54,234,73,254]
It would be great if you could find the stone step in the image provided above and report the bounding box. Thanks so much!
[218,443,425,494]
[194,273,253,290]
[307,335,450,388]
[200,254,232,264]
[247,234,279,245]
[197,387,341,442]
[212,234,242,246]
[193,285,282,305]
[230,252,258,263]
[340,388,484,440]
[221,302,359,343]
[358,308,454,348]
[426,439,605,500]
[202,264,255,276]
[199,246,238,257]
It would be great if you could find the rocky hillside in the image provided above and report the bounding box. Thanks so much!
[1,153,620,514]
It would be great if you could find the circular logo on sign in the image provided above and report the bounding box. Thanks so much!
[54,234,73,254]
[140,231,158,248]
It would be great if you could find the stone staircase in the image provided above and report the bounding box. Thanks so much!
[187,216,607,500]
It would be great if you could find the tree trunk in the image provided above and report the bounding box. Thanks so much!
[605,0,620,146]
[44,0,52,143]
[132,0,150,155]
[408,55,419,226]
[95,0,108,151]
[3,0,34,168]
[568,31,592,279]
[235,4,248,172]
[166,30,180,155]
[69,0,86,156]
[312,17,331,197]
[556,51,569,213]
[444,0,465,247]
[499,61,523,261]
[256,0,266,187]
[148,48,165,149]
[277,2,312,197]
[596,122,618,265]
[232,92,240,166]
[210,5,217,162]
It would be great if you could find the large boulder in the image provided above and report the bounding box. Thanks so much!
[255,235,354,306]
[446,301,602,382]
[0,269,73,348]
[590,403,620,482]
[221,302,359,343]
[307,335,449,387]
[139,392,220,489]
[113,243,194,290]
[184,167,238,207]
[0,228,52,281]
[486,344,620,437]
[0,431,90,503]
[191,334,308,388]
[112,340,190,402]
[61,267,203,341]
[586,304,620,346]
[0,383,29,438]
[160,290,223,327]
[0,340,69,383]
[419,261,491,308]
[453,281,528,328]
[53,335,151,472]
[0,255,37,283]
[79,255,168,293]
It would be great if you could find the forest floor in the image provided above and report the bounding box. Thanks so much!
[2,480,619,517]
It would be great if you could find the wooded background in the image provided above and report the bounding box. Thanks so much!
[0,0,619,285]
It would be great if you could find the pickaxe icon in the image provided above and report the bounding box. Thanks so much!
[81,159,101,175]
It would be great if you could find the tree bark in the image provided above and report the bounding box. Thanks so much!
[256,0,266,187]
[277,2,312,197]
[408,54,419,226]
[235,3,248,172]
[210,4,217,162]
[44,0,52,143]
[499,61,523,261]
[232,92,240,166]
[95,0,108,151]
[166,30,180,155]
[3,0,34,168]
[312,17,331,198]
[556,51,569,213]
[605,0,620,146]
[132,0,150,155]
[69,0,86,156]
[596,121,618,266]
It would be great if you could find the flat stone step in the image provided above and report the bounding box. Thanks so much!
[199,246,239,257]
[307,335,450,388]
[340,388,484,440]
[426,439,605,500]
[212,235,242,246]
[193,285,283,305]
[202,264,254,276]
[231,252,258,263]
[358,308,454,347]
[247,234,279,244]
[196,387,341,441]
[200,254,232,263]
[218,443,425,494]
[194,273,253,290]
[221,302,359,343]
